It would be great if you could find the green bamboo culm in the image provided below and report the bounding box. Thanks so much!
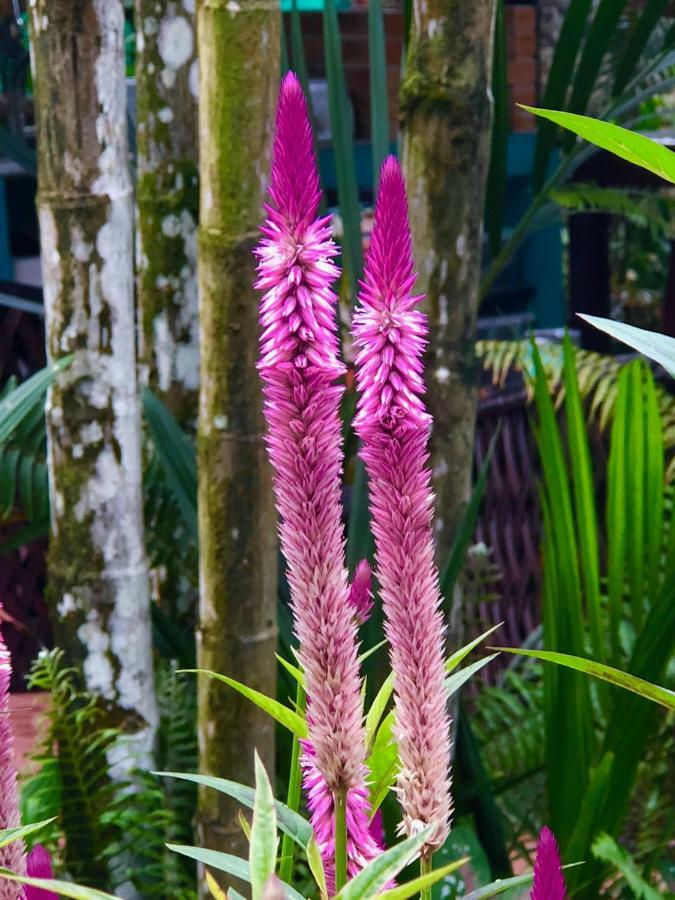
[279,681,306,883]
[334,789,349,891]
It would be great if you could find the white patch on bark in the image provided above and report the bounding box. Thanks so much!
[158,15,193,70]
[182,0,196,11]
[40,2,159,761]
[226,0,241,12]
[188,59,199,98]
[158,106,174,122]
[435,366,450,384]
[58,593,77,617]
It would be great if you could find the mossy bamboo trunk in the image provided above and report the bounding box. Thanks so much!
[135,0,200,428]
[30,0,157,761]
[401,0,496,647]
[195,0,279,874]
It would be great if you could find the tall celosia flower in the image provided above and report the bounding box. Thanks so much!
[25,846,58,900]
[255,72,367,793]
[531,827,567,900]
[0,620,27,899]
[352,156,452,853]
[300,742,384,894]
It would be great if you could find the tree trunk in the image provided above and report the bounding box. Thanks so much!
[30,0,157,763]
[135,0,200,428]
[195,0,279,877]
[400,0,496,639]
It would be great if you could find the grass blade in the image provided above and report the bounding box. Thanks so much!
[368,0,389,189]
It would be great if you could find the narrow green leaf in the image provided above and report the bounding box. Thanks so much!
[0,358,71,445]
[579,314,675,375]
[0,870,118,900]
[496,648,675,710]
[463,864,582,899]
[338,827,433,900]
[614,0,670,95]
[444,654,498,696]
[156,772,313,849]
[142,389,198,537]
[562,336,604,662]
[485,0,508,257]
[179,670,308,738]
[445,623,503,674]
[566,0,630,123]
[525,107,675,185]
[531,0,594,189]
[290,0,311,100]
[606,365,629,664]
[378,857,469,900]
[167,847,306,900]
[250,753,278,900]
[0,820,55,850]
[323,0,363,299]
[368,0,389,188]
[307,834,328,898]
[365,671,394,753]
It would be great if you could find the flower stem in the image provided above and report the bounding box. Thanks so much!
[334,788,348,891]
[420,853,433,900]
[279,680,306,884]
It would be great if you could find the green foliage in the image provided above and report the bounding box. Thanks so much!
[529,339,674,895]
[483,0,675,294]
[22,652,197,899]
[591,833,664,898]
[551,183,675,238]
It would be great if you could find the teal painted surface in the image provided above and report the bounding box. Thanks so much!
[0,179,13,281]
[281,0,350,10]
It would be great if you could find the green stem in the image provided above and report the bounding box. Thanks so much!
[420,854,433,900]
[334,788,348,892]
[279,680,306,884]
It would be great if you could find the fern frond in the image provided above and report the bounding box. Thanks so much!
[552,185,675,240]
[477,339,675,479]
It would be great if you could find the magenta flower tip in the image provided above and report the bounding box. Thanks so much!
[26,845,58,900]
[531,826,567,900]
[348,560,374,625]
[268,71,321,229]
[353,157,429,437]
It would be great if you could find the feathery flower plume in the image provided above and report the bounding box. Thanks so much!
[25,846,57,900]
[301,742,384,894]
[352,156,452,852]
[0,616,27,900]
[255,72,367,793]
[531,827,567,900]
[348,560,374,626]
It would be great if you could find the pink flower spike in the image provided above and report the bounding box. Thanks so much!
[531,827,567,900]
[255,72,367,794]
[0,614,27,900]
[25,846,58,900]
[348,561,374,626]
[301,742,385,895]
[352,156,452,853]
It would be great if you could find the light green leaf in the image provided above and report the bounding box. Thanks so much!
[157,772,313,848]
[578,315,675,376]
[307,834,328,899]
[250,753,278,900]
[592,833,662,899]
[0,358,71,446]
[463,864,582,899]
[0,869,118,900]
[444,654,498,695]
[445,624,503,674]
[522,106,675,184]
[338,827,433,900]
[377,857,469,900]
[365,671,394,753]
[496,648,675,710]
[167,846,305,900]
[179,670,308,738]
[0,819,55,849]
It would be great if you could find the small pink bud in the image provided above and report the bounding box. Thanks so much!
[531,826,567,900]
